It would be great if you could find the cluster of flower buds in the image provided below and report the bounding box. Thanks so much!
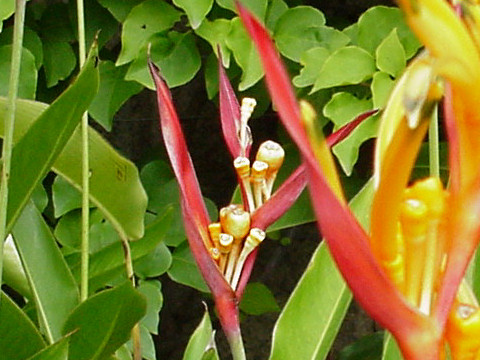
[208,206,265,290]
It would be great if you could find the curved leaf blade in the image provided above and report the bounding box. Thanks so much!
[269,179,374,360]
[12,201,79,343]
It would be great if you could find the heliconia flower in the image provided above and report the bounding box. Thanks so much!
[237,1,480,359]
[148,50,373,357]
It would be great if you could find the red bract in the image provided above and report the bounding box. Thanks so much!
[237,2,480,359]
[149,52,373,358]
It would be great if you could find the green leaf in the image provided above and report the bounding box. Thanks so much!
[357,6,421,58]
[42,39,76,87]
[269,179,375,360]
[381,333,402,360]
[97,0,143,22]
[168,241,209,293]
[274,7,348,62]
[0,292,45,360]
[5,45,98,235]
[240,282,280,315]
[126,31,201,89]
[183,307,218,360]
[3,235,31,298]
[195,18,232,68]
[226,17,263,91]
[89,61,143,131]
[0,95,148,240]
[26,337,69,360]
[52,175,84,218]
[68,208,172,293]
[80,0,119,50]
[128,325,156,360]
[137,280,163,335]
[173,0,213,29]
[265,0,288,31]
[338,332,383,360]
[371,71,395,109]
[312,46,375,92]
[116,0,181,66]
[216,0,267,19]
[375,29,406,78]
[134,242,172,279]
[324,92,375,175]
[12,201,79,343]
[0,26,44,69]
[0,45,37,99]
[293,47,330,88]
[63,282,147,360]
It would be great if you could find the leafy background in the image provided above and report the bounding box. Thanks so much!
[0,0,438,359]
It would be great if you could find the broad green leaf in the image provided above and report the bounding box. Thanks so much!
[168,241,209,293]
[12,201,79,343]
[134,242,172,279]
[116,0,181,66]
[293,47,330,88]
[371,71,395,109]
[173,0,213,29]
[324,92,375,175]
[183,307,218,360]
[357,6,421,58]
[80,0,119,50]
[338,332,383,360]
[265,0,288,30]
[3,235,31,298]
[343,23,359,45]
[138,280,163,335]
[68,208,172,293]
[0,26,44,69]
[240,282,280,315]
[126,31,201,89]
[127,325,156,360]
[375,29,406,78]
[38,3,76,43]
[382,333,402,360]
[63,282,147,360]
[195,18,232,68]
[226,17,263,91]
[0,96,148,240]
[312,46,375,92]
[269,179,375,360]
[27,337,69,360]
[4,46,98,235]
[0,292,45,360]
[89,61,143,131]
[274,7,348,62]
[42,39,76,87]
[97,0,143,22]
[0,45,37,99]
[216,0,267,19]
[52,175,84,218]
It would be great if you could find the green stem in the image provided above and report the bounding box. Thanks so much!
[0,0,26,290]
[228,330,246,360]
[121,237,141,360]
[76,0,90,301]
[428,105,440,178]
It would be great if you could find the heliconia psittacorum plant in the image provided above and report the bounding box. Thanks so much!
[148,53,374,358]
[237,0,480,359]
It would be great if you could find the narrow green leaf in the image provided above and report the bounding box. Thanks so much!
[382,333,402,360]
[183,307,218,360]
[375,29,406,78]
[89,61,142,131]
[3,235,31,298]
[0,95,148,240]
[63,282,147,360]
[5,45,98,234]
[240,282,280,315]
[269,179,375,360]
[12,201,79,343]
[0,45,37,99]
[0,292,45,360]
[312,46,375,92]
[116,0,181,66]
[226,17,263,91]
[173,0,213,29]
[26,337,69,360]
